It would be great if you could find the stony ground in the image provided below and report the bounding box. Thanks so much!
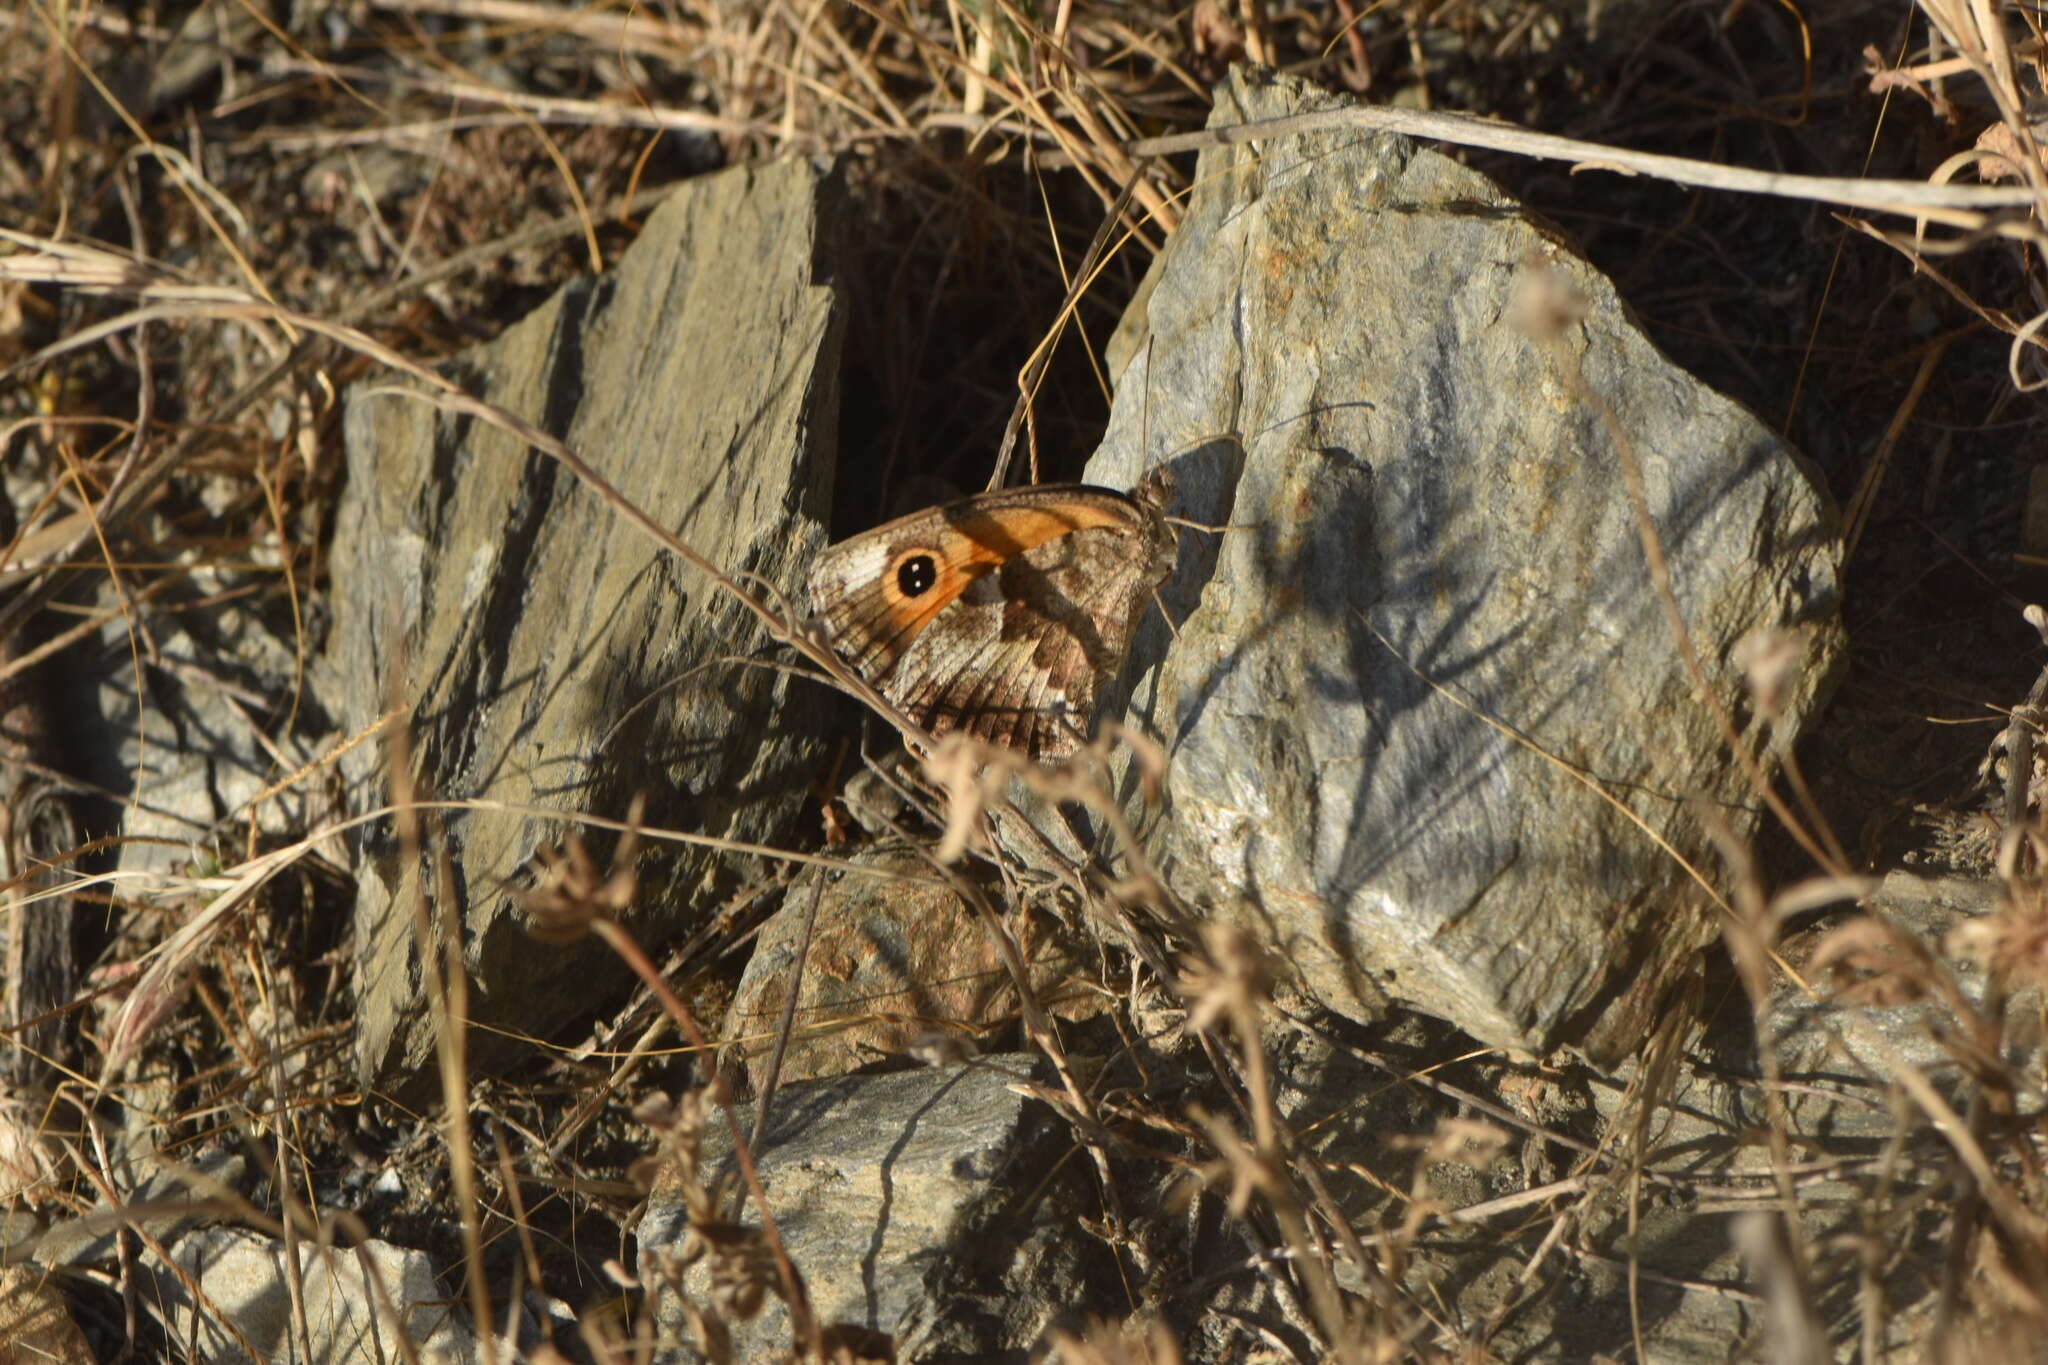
[4,1,2048,1361]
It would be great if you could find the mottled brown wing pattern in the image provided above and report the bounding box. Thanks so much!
[890,526,1160,756]
[807,482,1176,759]
[807,486,1141,677]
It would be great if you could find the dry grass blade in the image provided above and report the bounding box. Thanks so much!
[514,811,821,1357]
[1125,103,2048,222]
[96,838,318,1084]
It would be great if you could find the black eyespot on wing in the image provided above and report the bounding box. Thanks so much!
[895,553,938,597]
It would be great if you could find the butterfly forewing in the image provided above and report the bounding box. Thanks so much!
[808,483,1176,759]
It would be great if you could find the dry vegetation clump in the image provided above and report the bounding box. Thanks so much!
[5,0,2048,1360]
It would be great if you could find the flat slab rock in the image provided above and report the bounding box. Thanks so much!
[1085,69,1843,1060]
[724,847,1094,1088]
[640,1057,1113,1361]
[1755,870,2045,1121]
[328,161,841,1089]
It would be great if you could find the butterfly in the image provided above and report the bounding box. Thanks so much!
[807,475,1177,760]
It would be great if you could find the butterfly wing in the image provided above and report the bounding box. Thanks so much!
[808,484,1149,680]
[885,509,1176,758]
[809,485,1175,758]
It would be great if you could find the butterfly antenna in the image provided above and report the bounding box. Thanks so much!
[1163,513,1253,535]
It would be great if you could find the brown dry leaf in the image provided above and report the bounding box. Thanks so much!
[1973,121,2046,183]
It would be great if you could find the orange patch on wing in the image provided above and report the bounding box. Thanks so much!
[945,501,1134,562]
[875,499,1133,636]
[877,554,971,645]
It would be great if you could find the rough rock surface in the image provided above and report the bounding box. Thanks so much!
[724,847,1093,1088]
[95,592,343,882]
[640,1056,1115,1360]
[1751,870,2045,1129]
[143,1227,477,1365]
[0,1264,92,1364]
[1533,870,2033,1363]
[30,1149,247,1270]
[25,1147,491,1361]
[1084,69,1844,1060]
[328,161,842,1089]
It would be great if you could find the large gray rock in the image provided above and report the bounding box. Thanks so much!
[1084,69,1842,1060]
[329,161,842,1089]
